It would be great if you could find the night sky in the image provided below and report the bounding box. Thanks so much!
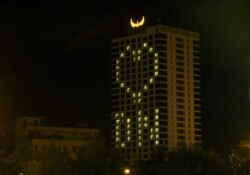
[0,0,249,153]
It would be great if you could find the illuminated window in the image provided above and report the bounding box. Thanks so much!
[133,93,136,98]
[138,98,141,103]
[138,56,141,61]
[115,113,119,117]
[126,45,130,50]
[127,131,131,135]
[154,71,158,76]
[144,85,148,90]
[155,140,159,145]
[139,136,142,140]
[149,47,153,52]
[127,118,131,123]
[155,115,159,120]
[120,83,125,88]
[150,78,154,83]
[138,142,142,147]
[144,123,148,127]
[150,128,154,133]
[156,134,159,139]
[116,137,120,142]
[133,57,136,61]
[139,123,142,128]
[116,78,119,82]
[121,113,124,117]
[132,51,136,55]
[121,143,125,148]
[138,111,142,115]
[155,109,159,113]
[144,116,148,121]
[116,66,119,70]
[155,128,159,132]
[126,88,130,93]
[116,126,119,130]
[127,137,131,141]
[120,53,125,57]
[139,129,142,134]
[138,92,141,97]
[138,50,142,54]
[116,119,120,124]
[154,59,158,64]
[138,117,141,121]
[127,124,131,129]
[116,60,119,64]
[155,65,159,70]
[150,134,154,139]
[143,42,147,47]
[155,121,159,126]
[116,131,119,136]
[116,72,119,76]
[154,53,158,57]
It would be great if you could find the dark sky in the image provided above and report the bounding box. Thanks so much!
[0,0,249,153]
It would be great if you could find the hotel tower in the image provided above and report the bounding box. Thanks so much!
[111,19,202,162]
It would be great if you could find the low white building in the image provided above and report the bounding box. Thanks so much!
[16,116,99,159]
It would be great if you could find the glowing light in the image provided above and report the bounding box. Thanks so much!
[143,42,147,47]
[124,168,130,175]
[154,59,158,63]
[133,93,136,98]
[144,85,148,90]
[154,53,158,57]
[155,109,159,113]
[150,78,154,83]
[155,140,159,145]
[130,16,145,28]
[127,118,131,123]
[120,83,125,88]
[138,50,142,54]
[126,46,130,50]
[149,47,153,52]
[120,52,125,57]
[155,128,159,132]
[126,88,130,93]
[121,143,125,147]
[138,142,142,147]
[132,51,136,55]
[127,137,131,141]
[144,123,148,127]
[155,115,159,120]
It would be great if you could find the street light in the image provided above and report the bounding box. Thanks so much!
[124,167,130,175]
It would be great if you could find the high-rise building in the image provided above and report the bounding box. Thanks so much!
[111,21,202,162]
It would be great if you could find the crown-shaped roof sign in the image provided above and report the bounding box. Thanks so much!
[130,16,145,28]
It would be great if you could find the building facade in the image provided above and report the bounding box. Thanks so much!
[16,117,99,159]
[111,24,202,162]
